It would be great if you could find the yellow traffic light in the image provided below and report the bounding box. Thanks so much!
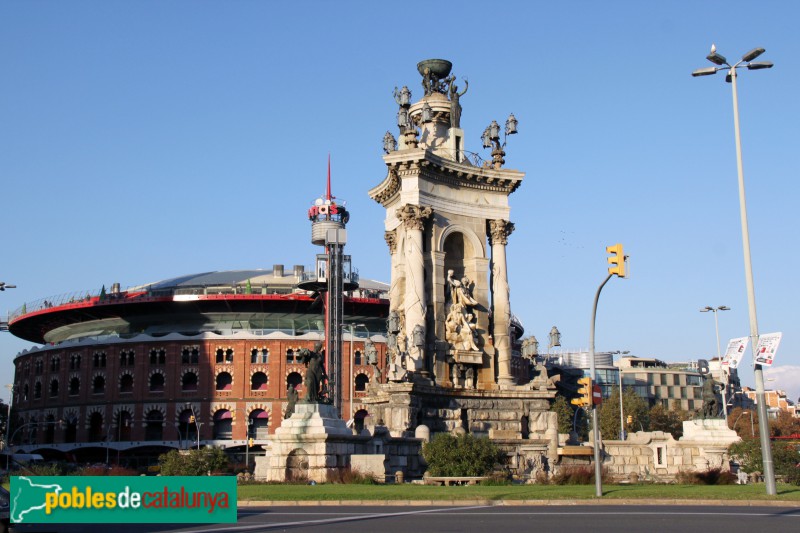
[626,415,633,424]
[248,438,254,447]
[606,243,626,278]
[189,415,196,423]
[571,377,593,408]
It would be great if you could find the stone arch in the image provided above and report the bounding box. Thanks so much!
[215,370,233,391]
[251,371,268,391]
[285,448,309,481]
[118,372,134,393]
[85,405,104,419]
[438,224,485,260]
[91,374,106,394]
[68,375,80,396]
[49,378,59,397]
[354,373,370,392]
[143,403,167,427]
[181,369,199,391]
[353,408,369,433]
[148,370,166,392]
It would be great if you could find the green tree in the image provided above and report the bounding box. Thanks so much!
[598,386,650,440]
[422,433,501,477]
[158,447,229,476]
[729,439,800,483]
[649,402,689,439]
[552,395,574,435]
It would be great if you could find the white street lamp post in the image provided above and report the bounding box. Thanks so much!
[693,45,776,495]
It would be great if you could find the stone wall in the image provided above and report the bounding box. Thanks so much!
[562,420,741,482]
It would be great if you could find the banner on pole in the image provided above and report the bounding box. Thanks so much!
[722,337,749,369]
[754,332,782,367]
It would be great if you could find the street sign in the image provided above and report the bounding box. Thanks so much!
[754,332,782,367]
[592,384,603,405]
[722,336,749,369]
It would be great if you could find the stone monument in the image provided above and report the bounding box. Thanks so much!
[364,59,559,477]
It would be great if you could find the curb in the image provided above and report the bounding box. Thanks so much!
[238,499,800,508]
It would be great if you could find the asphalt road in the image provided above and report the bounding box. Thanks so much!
[10,504,800,533]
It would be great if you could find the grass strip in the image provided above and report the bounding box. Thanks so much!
[238,483,800,502]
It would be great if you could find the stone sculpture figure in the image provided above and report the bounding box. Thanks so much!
[701,377,720,418]
[448,77,468,128]
[365,338,382,379]
[284,384,298,419]
[445,270,480,351]
[447,270,479,307]
[301,345,327,403]
[464,366,475,389]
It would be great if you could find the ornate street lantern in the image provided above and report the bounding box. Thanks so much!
[548,326,561,349]
[505,113,518,135]
[422,102,433,123]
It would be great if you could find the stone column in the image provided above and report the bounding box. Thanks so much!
[489,219,515,387]
[397,204,432,372]
[384,230,400,310]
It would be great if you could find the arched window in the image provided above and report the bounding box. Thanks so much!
[149,373,165,392]
[286,349,295,364]
[34,381,42,399]
[150,348,166,365]
[68,377,80,396]
[182,372,198,391]
[251,372,268,391]
[251,348,269,364]
[45,414,57,444]
[249,409,269,439]
[49,379,59,398]
[355,374,369,392]
[212,409,232,440]
[354,350,362,365]
[182,346,199,364]
[178,409,197,445]
[353,409,369,433]
[120,374,134,393]
[215,372,232,391]
[116,411,133,441]
[64,417,78,443]
[93,375,105,394]
[216,348,234,364]
[144,410,164,441]
[88,412,104,442]
[287,372,302,391]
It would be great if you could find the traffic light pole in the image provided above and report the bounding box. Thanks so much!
[589,273,613,497]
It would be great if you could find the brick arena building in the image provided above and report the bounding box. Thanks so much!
[6,266,389,464]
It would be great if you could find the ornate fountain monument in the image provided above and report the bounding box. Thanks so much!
[364,60,559,471]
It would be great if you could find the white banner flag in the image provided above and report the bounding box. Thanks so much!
[722,337,749,369]
[754,332,783,367]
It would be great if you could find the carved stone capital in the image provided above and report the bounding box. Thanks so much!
[396,204,433,231]
[384,230,398,254]
[488,219,515,246]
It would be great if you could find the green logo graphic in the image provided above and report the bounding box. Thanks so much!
[10,476,237,524]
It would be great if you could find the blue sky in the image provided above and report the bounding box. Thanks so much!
[1,1,798,402]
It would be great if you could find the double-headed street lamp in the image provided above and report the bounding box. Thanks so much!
[692,45,775,495]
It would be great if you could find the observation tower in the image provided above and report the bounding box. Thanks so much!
[298,158,355,415]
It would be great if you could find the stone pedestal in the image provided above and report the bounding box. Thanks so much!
[257,402,367,483]
[679,418,741,471]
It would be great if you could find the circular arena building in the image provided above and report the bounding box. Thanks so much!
[6,265,389,467]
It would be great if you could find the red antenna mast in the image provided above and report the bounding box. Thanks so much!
[326,154,332,201]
